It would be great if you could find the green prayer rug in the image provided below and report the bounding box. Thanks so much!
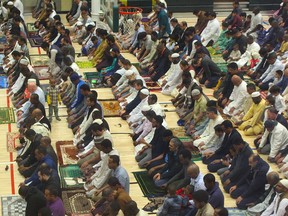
[0,107,15,124]
[83,72,102,88]
[59,165,84,189]
[132,171,166,197]
[179,137,202,162]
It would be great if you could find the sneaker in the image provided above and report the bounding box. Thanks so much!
[143,202,158,212]
[56,117,61,121]
[148,197,165,205]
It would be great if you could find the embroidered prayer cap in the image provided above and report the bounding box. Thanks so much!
[140,88,150,95]
[171,53,180,58]
[192,89,201,97]
[279,179,288,189]
[93,119,103,125]
[28,79,37,84]
[251,91,260,98]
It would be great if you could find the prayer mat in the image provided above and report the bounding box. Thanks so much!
[83,72,101,87]
[1,195,26,216]
[102,100,120,117]
[0,75,8,88]
[146,81,161,91]
[56,141,78,166]
[6,132,20,152]
[76,61,94,69]
[28,37,43,47]
[132,171,166,197]
[30,55,49,67]
[0,107,15,124]
[105,117,131,134]
[59,164,84,189]
[226,208,247,215]
[33,66,50,80]
[179,137,202,162]
[26,23,37,32]
[62,189,94,215]
[170,127,186,137]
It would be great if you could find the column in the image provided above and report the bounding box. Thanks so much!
[91,0,101,21]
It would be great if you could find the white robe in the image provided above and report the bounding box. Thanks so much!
[261,193,288,216]
[194,115,224,147]
[161,62,183,95]
[127,97,149,124]
[201,18,221,46]
[223,80,249,116]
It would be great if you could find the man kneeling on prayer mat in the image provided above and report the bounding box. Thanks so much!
[237,91,265,136]
[223,75,249,116]
[83,139,119,198]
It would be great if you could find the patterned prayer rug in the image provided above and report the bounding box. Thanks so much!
[170,127,187,137]
[33,66,50,80]
[26,23,37,32]
[132,171,166,197]
[0,107,15,124]
[6,132,20,152]
[62,190,94,215]
[30,55,49,67]
[56,141,78,166]
[102,100,121,117]
[145,81,161,91]
[28,37,43,47]
[59,164,84,189]
[179,137,202,162]
[1,195,26,216]
[227,207,248,215]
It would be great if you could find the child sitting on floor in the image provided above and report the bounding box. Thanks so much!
[227,44,241,63]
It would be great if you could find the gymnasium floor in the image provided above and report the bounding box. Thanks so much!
[0,13,280,215]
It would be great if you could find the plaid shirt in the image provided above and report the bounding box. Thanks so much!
[47,86,60,106]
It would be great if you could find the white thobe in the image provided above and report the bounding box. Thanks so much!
[237,42,261,67]
[261,193,288,216]
[247,13,263,36]
[127,97,149,124]
[90,149,119,189]
[259,123,288,158]
[161,62,182,95]
[194,115,224,147]
[260,59,285,83]
[200,18,221,46]
[223,81,249,116]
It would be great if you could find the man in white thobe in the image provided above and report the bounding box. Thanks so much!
[200,11,220,47]
[223,75,249,116]
[261,179,288,216]
[246,8,263,38]
[194,107,224,147]
[161,53,182,95]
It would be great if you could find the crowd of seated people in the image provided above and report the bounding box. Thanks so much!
[2,0,288,215]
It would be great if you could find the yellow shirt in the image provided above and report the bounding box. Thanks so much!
[280,41,288,53]
[242,99,266,126]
